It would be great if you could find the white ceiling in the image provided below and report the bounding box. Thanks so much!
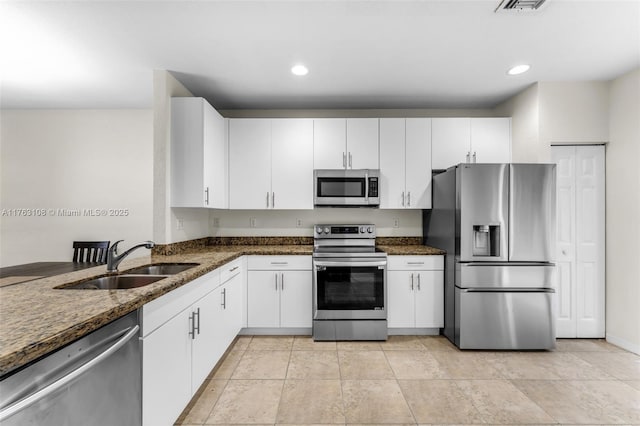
[1,0,638,110]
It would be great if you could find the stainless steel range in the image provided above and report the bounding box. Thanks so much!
[312,224,388,341]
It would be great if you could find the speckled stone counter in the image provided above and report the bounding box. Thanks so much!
[0,241,443,376]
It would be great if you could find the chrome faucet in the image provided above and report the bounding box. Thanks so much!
[106,240,155,273]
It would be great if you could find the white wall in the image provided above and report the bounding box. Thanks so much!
[494,83,540,162]
[209,208,421,237]
[606,68,640,354]
[0,109,153,267]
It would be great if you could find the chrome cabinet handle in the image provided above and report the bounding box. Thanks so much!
[343,152,346,168]
[205,187,210,205]
[466,151,470,163]
[407,192,411,207]
[473,152,477,163]
[0,325,139,422]
[195,308,201,335]
[221,288,226,309]
[275,272,278,290]
[348,152,352,168]
[272,192,275,208]
[229,266,239,272]
[406,261,425,265]
[270,261,288,265]
[410,273,414,290]
[281,273,284,290]
[266,192,270,208]
[189,311,196,339]
[417,273,421,290]
[401,191,405,207]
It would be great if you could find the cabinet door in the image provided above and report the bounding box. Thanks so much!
[204,106,228,208]
[222,272,244,346]
[470,118,511,163]
[387,271,416,328]
[271,119,314,209]
[191,289,223,394]
[142,309,192,426]
[279,270,313,328]
[229,119,272,209]
[405,118,432,209]
[431,118,471,170]
[346,118,379,169]
[414,271,444,328]
[314,119,346,169]
[379,118,406,209]
[247,271,281,327]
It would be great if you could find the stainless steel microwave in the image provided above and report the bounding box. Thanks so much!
[314,169,380,207]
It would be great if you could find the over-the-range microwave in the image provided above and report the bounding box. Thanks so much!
[313,169,380,207]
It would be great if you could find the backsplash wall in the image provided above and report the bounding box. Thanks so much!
[206,209,422,237]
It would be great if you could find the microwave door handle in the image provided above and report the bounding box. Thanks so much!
[365,172,369,201]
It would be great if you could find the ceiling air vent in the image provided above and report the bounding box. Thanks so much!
[495,0,548,12]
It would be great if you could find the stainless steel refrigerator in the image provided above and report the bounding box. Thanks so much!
[424,163,557,350]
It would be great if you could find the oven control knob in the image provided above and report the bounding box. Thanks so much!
[367,226,373,233]
[316,226,323,234]
[359,226,365,233]
[324,227,330,234]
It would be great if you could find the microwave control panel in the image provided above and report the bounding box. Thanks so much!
[368,177,378,197]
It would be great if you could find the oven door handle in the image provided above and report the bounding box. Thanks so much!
[313,260,387,268]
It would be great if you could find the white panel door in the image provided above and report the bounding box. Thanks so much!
[414,271,444,328]
[204,106,228,208]
[431,118,471,170]
[279,270,313,328]
[575,146,605,337]
[379,118,406,209]
[387,271,416,328]
[470,118,511,163]
[229,119,272,209]
[405,118,432,209]
[551,145,605,338]
[346,118,379,169]
[553,146,577,338]
[247,271,281,327]
[271,119,314,209]
[314,119,346,169]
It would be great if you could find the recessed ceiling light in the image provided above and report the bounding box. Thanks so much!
[507,64,531,75]
[291,64,309,76]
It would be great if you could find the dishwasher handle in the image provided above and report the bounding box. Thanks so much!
[0,325,139,422]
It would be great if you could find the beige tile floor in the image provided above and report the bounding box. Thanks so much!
[175,336,640,426]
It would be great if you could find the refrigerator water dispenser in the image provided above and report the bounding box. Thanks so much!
[473,225,500,256]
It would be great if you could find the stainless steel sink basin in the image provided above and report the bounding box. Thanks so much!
[122,263,199,275]
[58,274,166,290]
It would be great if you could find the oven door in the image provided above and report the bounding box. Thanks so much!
[313,258,387,320]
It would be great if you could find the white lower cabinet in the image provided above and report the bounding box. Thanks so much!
[247,256,312,329]
[387,256,444,330]
[141,259,244,426]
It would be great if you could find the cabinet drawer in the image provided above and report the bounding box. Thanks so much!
[142,271,220,337]
[219,258,243,284]
[387,255,444,271]
[247,255,312,270]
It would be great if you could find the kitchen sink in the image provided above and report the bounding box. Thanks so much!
[58,274,166,290]
[122,263,199,275]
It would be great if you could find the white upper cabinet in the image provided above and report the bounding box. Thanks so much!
[171,97,228,208]
[229,118,313,209]
[431,117,511,170]
[271,119,314,209]
[346,118,379,169]
[470,118,511,164]
[380,118,431,209]
[314,118,379,169]
[229,119,271,209]
[313,119,346,169]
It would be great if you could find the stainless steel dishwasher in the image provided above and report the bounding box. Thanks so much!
[0,311,141,426]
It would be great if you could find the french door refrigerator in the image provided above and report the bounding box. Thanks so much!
[425,163,557,349]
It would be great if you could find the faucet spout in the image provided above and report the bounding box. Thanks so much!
[106,240,155,273]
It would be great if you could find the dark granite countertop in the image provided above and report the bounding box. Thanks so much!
[0,241,443,375]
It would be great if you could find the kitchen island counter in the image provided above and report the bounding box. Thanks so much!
[0,241,442,376]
